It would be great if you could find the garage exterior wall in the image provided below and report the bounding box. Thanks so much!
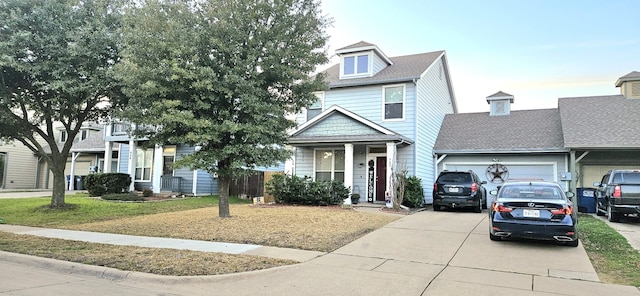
[575,150,640,188]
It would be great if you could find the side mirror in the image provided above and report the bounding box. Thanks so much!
[593,182,601,187]
[489,190,498,195]
[566,192,575,198]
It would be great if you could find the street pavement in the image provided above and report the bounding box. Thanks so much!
[2,206,640,296]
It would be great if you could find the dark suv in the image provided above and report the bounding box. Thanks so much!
[433,170,487,212]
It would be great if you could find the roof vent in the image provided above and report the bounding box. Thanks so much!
[486,91,514,116]
[615,71,640,99]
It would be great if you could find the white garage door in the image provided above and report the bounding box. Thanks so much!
[581,165,639,188]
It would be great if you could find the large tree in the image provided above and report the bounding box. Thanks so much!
[117,0,330,217]
[0,0,125,207]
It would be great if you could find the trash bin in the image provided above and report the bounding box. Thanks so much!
[75,176,85,190]
[577,188,596,213]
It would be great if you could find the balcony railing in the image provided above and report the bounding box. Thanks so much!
[111,122,132,136]
[161,176,183,192]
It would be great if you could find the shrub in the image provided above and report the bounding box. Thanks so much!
[84,173,131,197]
[402,176,425,208]
[101,193,145,201]
[266,174,348,206]
[142,188,153,197]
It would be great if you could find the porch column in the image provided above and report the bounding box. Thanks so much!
[284,145,295,176]
[152,144,163,193]
[128,140,137,191]
[386,142,396,206]
[343,143,354,205]
[68,152,80,190]
[104,141,113,173]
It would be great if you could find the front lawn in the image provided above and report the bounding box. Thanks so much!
[578,214,640,286]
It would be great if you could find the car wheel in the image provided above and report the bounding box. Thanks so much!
[474,200,482,213]
[607,204,621,222]
[489,232,500,241]
[596,203,605,216]
[433,204,441,211]
[566,239,579,247]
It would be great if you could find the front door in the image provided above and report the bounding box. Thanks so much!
[375,157,387,202]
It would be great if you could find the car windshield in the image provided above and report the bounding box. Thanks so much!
[438,173,471,183]
[499,185,563,199]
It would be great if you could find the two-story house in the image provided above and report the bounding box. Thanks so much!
[102,121,220,195]
[287,41,457,204]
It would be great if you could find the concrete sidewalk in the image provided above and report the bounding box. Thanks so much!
[0,224,324,262]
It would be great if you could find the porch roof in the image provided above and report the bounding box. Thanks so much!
[288,105,413,146]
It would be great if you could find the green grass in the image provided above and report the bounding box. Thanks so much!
[578,214,640,286]
[0,193,249,227]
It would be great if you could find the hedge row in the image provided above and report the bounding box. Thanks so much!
[265,174,349,206]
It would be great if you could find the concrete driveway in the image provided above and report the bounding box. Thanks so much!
[2,210,639,295]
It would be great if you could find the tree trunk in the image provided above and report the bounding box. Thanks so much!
[50,168,67,208]
[218,174,231,218]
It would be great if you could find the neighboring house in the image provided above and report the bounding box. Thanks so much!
[103,122,219,195]
[0,138,40,189]
[433,71,640,204]
[287,41,457,204]
[40,124,117,190]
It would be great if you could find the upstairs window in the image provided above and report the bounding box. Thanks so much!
[80,130,88,141]
[341,53,370,78]
[383,85,405,120]
[60,131,67,142]
[307,92,324,121]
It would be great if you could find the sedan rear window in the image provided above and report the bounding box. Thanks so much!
[500,185,562,199]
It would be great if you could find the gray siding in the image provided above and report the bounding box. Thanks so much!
[415,57,455,200]
[302,113,382,137]
[118,144,130,173]
[372,52,387,76]
[0,143,39,189]
[294,147,314,177]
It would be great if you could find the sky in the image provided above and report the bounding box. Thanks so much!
[318,0,640,113]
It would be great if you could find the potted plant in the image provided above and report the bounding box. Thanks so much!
[350,193,361,205]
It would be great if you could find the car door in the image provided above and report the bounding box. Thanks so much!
[594,173,610,209]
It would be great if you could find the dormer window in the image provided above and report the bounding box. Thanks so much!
[60,131,67,142]
[340,53,370,78]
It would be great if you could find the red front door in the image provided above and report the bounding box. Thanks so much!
[375,157,387,201]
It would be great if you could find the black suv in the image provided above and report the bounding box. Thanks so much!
[433,170,487,212]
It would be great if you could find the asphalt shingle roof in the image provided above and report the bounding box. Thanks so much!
[558,95,640,148]
[322,51,444,89]
[433,109,565,153]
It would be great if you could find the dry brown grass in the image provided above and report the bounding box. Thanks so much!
[1,204,400,276]
[66,204,400,252]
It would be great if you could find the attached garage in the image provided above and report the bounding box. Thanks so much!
[580,165,639,188]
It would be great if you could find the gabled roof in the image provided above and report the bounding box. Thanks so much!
[289,105,412,145]
[433,109,565,153]
[615,71,640,87]
[322,51,445,89]
[486,91,514,103]
[334,41,393,65]
[558,95,640,149]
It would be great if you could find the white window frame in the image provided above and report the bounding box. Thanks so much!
[135,148,154,181]
[60,130,67,143]
[80,130,88,141]
[382,84,406,121]
[306,91,324,121]
[340,52,372,79]
[313,148,345,182]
